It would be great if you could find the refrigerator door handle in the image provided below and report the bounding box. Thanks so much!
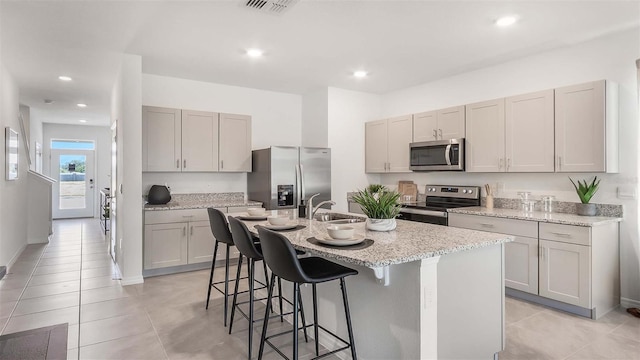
[295,164,302,205]
[299,164,306,201]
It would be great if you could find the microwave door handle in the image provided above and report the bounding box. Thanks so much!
[445,144,452,166]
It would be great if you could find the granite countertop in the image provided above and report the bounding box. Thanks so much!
[234,211,513,268]
[144,192,261,211]
[448,207,622,227]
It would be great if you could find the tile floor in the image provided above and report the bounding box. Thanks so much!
[0,218,638,359]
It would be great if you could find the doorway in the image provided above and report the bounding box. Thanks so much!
[51,140,96,219]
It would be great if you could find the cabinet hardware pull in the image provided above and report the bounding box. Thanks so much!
[176,159,180,168]
[183,159,186,168]
[221,160,224,169]
[190,226,193,236]
[438,129,443,139]
[507,158,511,171]
[480,223,495,228]
[182,215,193,218]
[433,129,437,139]
[539,246,544,260]
[183,227,186,236]
[498,158,503,170]
[550,232,571,238]
[558,156,562,170]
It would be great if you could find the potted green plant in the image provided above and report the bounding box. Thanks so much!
[351,184,401,231]
[569,176,600,216]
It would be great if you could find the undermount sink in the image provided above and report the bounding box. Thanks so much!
[314,213,366,224]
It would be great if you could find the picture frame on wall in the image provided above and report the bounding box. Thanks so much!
[5,127,18,180]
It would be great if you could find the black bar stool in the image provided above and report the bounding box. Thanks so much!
[227,217,308,360]
[257,227,358,360]
[205,207,257,326]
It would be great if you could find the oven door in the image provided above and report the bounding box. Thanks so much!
[410,138,464,171]
[398,208,448,225]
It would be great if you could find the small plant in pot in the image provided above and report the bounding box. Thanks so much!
[569,176,600,216]
[351,184,401,231]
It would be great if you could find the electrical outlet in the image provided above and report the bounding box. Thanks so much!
[617,186,637,200]
[496,182,505,194]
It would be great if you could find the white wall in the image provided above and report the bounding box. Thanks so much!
[42,123,111,217]
[327,87,382,211]
[379,28,640,305]
[0,62,28,267]
[111,54,143,285]
[29,107,45,173]
[141,74,302,195]
[302,88,328,148]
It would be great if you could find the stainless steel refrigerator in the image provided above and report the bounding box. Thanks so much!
[247,147,331,211]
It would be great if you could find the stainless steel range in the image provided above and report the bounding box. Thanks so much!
[399,185,480,225]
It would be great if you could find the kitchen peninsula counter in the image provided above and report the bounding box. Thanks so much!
[143,192,261,211]
[449,206,622,226]
[238,212,511,359]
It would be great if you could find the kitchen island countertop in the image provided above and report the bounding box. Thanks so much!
[144,192,261,211]
[448,206,622,226]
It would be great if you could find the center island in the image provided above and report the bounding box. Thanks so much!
[237,211,513,360]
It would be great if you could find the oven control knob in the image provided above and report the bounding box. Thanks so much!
[430,188,436,192]
[468,189,473,194]
[462,189,467,193]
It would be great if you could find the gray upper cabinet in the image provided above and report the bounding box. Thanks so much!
[413,105,465,142]
[555,80,618,173]
[181,110,219,172]
[465,98,505,172]
[142,106,182,172]
[219,113,252,172]
[365,115,412,173]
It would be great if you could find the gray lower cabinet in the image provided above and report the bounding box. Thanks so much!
[144,206,247,271]
[449,213,619,319]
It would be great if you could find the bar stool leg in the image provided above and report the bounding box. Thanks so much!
[228,255,244,334]
[292,283,299,360]
[224,244,231,327]
[258,273,277,360]
[297,290,309,342]
[248,259,256,360]
[262,260,270,290]
[205,240,219,310]
[340,278,357,360]
[312,283,319,356]
[277,277,284,322]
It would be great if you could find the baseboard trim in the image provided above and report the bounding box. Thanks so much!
[6,244,27,270]
[506,288,594,318]
[0,266,6,280]
[621,297,640,308]
[121,275,144,286]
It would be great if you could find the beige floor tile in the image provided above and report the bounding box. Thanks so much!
[500,323,573,359]
[67,323,79,349]
[13,292,79,316]
[565,333,640,359]
[2,306,79,334]
[0,275,30,290]
[42,249,82,258]
[6,261,39,275]
[66,347,78,360]
[79,313,154,347]
[81,266,116,279]
[81,252,110,262]
[28,271,81,286]
[80,285,134,305]
[80,296,146,323]
[22,280,80,299]
[612,315,640,342]
[79,331,167,360]
[80,275,120,291]
[33,263,82,275]
[81,259,114,269]
[0,300,17,318]
[38,255,82,266]
[81,247,108,255]
[505,296,547,324]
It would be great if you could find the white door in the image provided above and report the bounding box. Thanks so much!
[51,149,95,219]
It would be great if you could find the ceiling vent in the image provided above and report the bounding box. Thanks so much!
[245,0,299,14]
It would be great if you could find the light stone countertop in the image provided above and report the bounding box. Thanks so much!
[235,211,513,268]
[448,207,622,227]
[144,192,261,211]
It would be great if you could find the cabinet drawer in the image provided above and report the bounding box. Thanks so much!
[539,223,591,246]
[227,206,249,214]
[145,208,225,224]
[449,213,538,238]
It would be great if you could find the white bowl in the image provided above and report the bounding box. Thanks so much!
[247,208,266,216]
[326,225,355,240]
[267,215,289,226]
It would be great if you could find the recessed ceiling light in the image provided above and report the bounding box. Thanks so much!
[58,75,72,81]
[495,15,518,27]
[77,103,87,108]
[353,70,368,78]
[246,48,264,58]
[78,119,87,123]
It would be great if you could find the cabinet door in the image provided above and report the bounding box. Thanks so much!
[505,236,539,294]
[219,113,252,172]
[142,106,181,172]
[181,110,219,172]
[365,120,389,173]
[505,90,555,172]
[555,81,606,172]
[413,111,438,142]
[465,99,505,172]
[144,223,188,269]
[539,239,591,308]
[387,115,413,172]
[187,220,216,264]
[437,105,466,140]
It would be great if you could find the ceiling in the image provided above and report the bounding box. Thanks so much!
[1,1,639,127]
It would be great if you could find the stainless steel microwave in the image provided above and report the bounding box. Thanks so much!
[410,138,465,171]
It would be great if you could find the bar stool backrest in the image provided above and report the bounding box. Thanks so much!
[228,216,263,260]
[257,227,309,284]
[207,208,234,245]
